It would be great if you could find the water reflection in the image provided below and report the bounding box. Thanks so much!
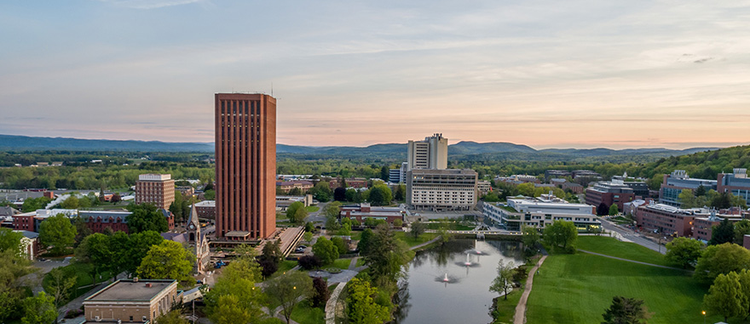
[394,239,523,324]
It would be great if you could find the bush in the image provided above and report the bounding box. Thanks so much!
[298,255,322,270]
[311,277,329,307]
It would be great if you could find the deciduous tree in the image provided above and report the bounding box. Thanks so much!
[710,218,735,246]
[21,292,57,324]
[39,213,77,255]
[694,243,750,284]
[704,272,745,322]
[264,271,314,324]
[521,225,540,256]
[543,220,577,254]
[311,276,329,307]
[489,259,515,300]
[312,237,338,265]
[608,204,619,216]
[410,221,426,239]
[346,278,390,324]
[665,237,704,268]
[43,267,76,307]
[126,203,168,234]
[137,241,195,285]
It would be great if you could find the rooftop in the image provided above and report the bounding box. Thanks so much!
[85,279,175,302]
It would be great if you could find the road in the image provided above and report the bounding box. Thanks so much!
[599,218,665,254]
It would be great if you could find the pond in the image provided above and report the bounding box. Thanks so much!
[394,239,524,324]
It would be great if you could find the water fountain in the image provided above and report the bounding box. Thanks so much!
[464,253,472,266]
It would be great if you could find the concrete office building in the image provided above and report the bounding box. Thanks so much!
[340,203,406,224]
[389,168,402,183]
[135,174,175,210]
[483,194,600,231]
[659,170,717,207]
[407,133,448,170]
[406,168,477,211]
[215,93,276,240]
[83,279,179,323]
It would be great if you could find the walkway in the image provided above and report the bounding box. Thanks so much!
[409,235,442,250]
[513,255,547,324]
[325,283,347,324]
[577,249,691,272]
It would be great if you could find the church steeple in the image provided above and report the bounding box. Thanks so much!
[187,203,200,242]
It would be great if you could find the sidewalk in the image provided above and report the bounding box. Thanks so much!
[513,255,547,324]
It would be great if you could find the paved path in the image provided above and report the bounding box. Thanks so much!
[577,249,692,272]
[347,257,358,270]
[325,283,347,324]
[409,235,442,250]
[513,255,547,324]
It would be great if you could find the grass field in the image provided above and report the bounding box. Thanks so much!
[492,284,524,324]
[277,260,298,274]
[331,258,352,270]
[577,236,669,266]
[394,231,438,247]
[525,252,721,323]
[290,299,325,324]
[306,206,320,213]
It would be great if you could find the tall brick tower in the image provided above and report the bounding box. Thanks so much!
[214,93,276,240]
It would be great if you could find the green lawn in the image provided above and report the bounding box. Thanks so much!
[525,253,723,324]
[610,216,633,225]
[394,232,438,247]
[290,299,325,324]
[349,231,362,241]
[577,236,669,266]
[355,258,366,267]
[277,260,298,274]
[306,206,320,213]
[331,258,352,270]
[492,285,524,324]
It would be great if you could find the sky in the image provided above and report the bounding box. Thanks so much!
[1,0,750,149]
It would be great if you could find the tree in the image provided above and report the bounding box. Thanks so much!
[43,267,76,307]
[0,249,35,321]
[39,213,77,255]
[72,216,92,246]
[0,228,23,255]
[710,218,735,245]
[259,240,283,278]
[346,278,390,324]
[596,202,609,216]
[601,296,651,324]
[323,201,342,218]
[60,195,80,209]
[365,224,410,286]
[357,228,374,256]
[21,292,57,324]
[310,182,332,202]
[394,184,406,201]
[345,188,357,202]
[204,253,266,324]
[543,220,578,254]
[409,221,427,240]
[696,185,707,197]
[126,203,169,234]
[489,259,515,300]
[123,231,164,276]
[155,310,189,324]
[665,237,703,268]
[298,255,322,270]
[678,189,697,209]
[331,236,348,255]
[704,272,746,322]
[334,187,347,201]
[608,204,619,216]
[337,218,352,236]
[393,219,403,227]
[521,225,540,256]
[286,201,307,224]
[137,241,196,285]
[368,184,392,206]
[75,233,112,284]
[694,243,750,284]
[734,219,750,245]
[311,276,329,307]
[169,192,184,222]
[264,271,314,324]
[380,166,389,181]
[204,189,216,200]
[312,237,338,265]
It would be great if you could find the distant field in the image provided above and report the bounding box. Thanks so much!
[577,236,669,266]
[525,253,718,324]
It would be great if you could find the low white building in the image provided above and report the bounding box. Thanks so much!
[483,194,600,231]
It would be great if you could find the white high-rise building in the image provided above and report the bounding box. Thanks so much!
[407,133,448,170]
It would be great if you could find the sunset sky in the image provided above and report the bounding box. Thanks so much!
[1,0,749,149]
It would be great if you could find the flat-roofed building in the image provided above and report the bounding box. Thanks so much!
[135,174,175,210]
[192,200,216,219]
[407,169,477,211]
[634,203,699,237]
[79,210,131,233]
[340,203,405,224]
[276,180,314,194]
[659,170,716,207]
[407,133,448,170]
[276,195,313,211]
[83,279,179,323]
[483,195,600,232]
[585,180,635,214]
[718,168,750,206]
[477,180,492,196]
[692,208,747,242]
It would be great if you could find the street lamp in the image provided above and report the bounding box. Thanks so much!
[702,310,706,324]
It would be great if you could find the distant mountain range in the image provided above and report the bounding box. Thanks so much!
[0,134,718,159]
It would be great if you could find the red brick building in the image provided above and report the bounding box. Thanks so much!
[340,203,405,224]
[634,203,694,237]
[585,181,635,213]
[215,93,276,240]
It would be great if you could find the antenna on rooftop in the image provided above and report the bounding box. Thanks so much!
[271,82,274,97]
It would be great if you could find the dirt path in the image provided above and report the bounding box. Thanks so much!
[513,255,547,324]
